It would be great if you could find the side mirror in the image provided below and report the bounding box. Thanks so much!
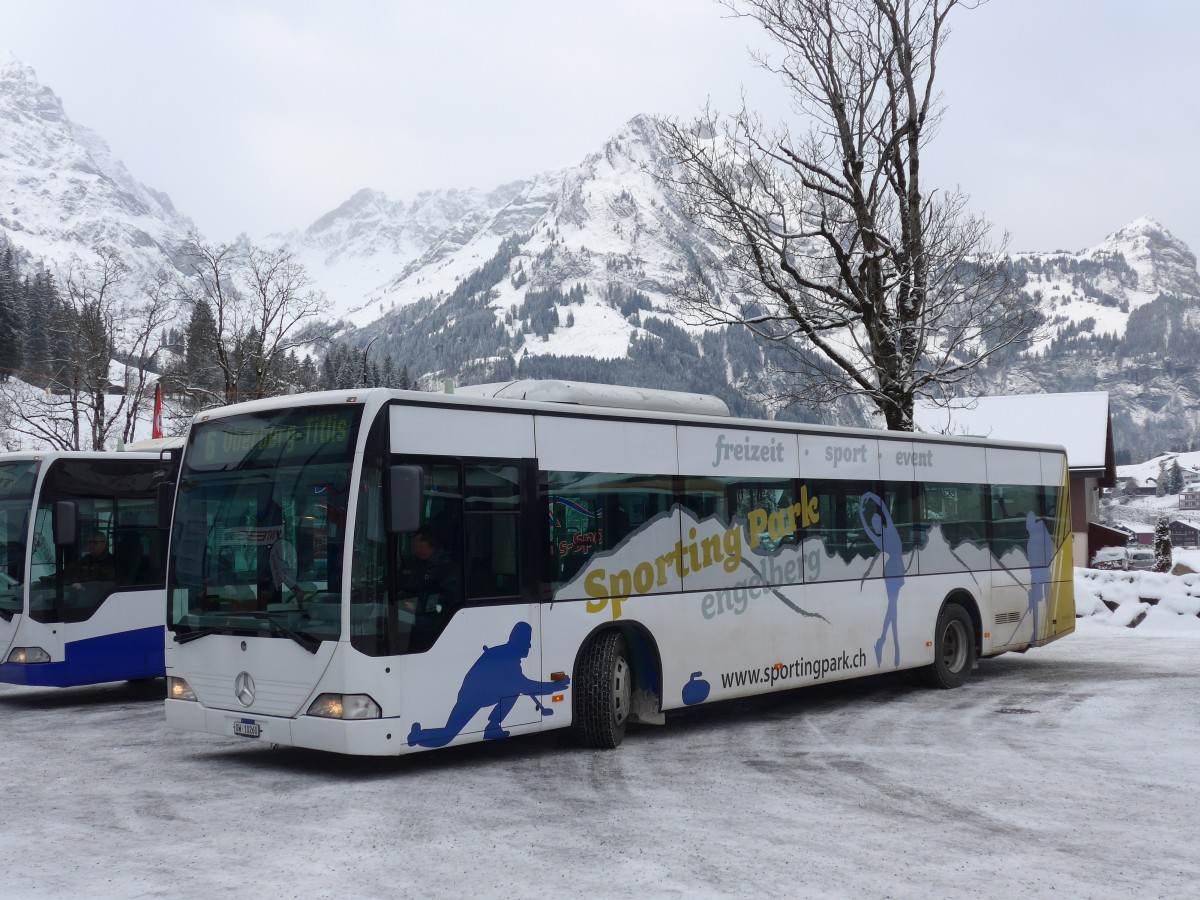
[387,466,423,533]
[157,481,176,531]
[55,500,78,546]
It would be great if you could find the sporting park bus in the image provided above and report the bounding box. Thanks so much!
[0,446,180,686]
[163,381,1073,755]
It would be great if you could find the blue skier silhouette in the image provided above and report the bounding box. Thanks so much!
[861,492,905,667]
[407,621,570,748]
[1025,511,1053,643]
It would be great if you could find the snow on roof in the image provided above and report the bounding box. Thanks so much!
[914,392,1112,472]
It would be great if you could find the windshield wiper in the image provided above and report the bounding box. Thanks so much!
[174,626,232,644]
[229,612,322,654]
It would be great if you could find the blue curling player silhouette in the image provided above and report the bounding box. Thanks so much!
[407,621,570,748]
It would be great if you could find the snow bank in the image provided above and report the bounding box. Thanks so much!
[1075,567,1200,633]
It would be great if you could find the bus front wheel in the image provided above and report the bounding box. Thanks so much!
[921,603,976,689]
[572,631,632,749]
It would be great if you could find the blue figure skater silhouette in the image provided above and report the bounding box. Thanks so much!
[1025,511,1053,643]
[861,492,905,667]
[407,621,570,748]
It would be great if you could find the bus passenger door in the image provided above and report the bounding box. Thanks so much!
[399,458,548,742]
[456,459,545,735]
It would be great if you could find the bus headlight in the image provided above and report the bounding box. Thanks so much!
[306,693,381,720]
[7,647,50,664]
[167,676,197,701]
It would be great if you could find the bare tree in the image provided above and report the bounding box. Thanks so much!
[0,246,174,450]
[173,237,244,406]
[118,270,174,445]
[657,0,1038,430]
[244,245,326,399]
[172,236,327,408]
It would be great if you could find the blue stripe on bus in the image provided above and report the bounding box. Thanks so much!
[0,625,165,687]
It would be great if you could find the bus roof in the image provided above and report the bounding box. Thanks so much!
[0,449,174,462]
[185,383,1069,458]
[452,379,730,417]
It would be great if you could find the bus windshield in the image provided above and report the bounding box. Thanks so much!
[0,460,38,619]
[168,406,362,648]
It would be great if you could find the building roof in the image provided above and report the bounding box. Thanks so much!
[914,392,1116,486]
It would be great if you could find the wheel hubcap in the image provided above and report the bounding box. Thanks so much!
[612,655,631,725]
[942,620,968,672]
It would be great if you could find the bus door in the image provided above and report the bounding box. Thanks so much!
[33,459,170,628]
[0,461,36,656]
[391,457,547,738]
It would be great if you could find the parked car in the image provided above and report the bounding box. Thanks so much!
[1128,548,1157,570]
[1091,546,1129,570]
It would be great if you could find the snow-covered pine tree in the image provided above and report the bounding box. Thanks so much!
[1169,460,1184,494]
[1153,516,1173,573]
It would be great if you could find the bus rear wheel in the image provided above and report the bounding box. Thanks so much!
[572,631,632,749]
[921,603,976,689]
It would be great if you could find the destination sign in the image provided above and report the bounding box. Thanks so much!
[186,408,362,471]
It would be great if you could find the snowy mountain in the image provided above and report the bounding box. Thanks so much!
[1015,216,1200,353]
[321,114,779,418]
[0,53,194,277]
[308,123,1200,447]
[987,217,1200,459]
[269,180,545,324]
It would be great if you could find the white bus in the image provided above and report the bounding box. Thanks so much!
[163,381,1074,755]
[0,447,180,686]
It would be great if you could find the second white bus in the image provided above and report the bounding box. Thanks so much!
[0,448,180,686]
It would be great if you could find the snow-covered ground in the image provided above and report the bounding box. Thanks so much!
[2,583,1198,898]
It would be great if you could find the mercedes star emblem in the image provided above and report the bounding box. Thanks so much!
[234,671,256,707]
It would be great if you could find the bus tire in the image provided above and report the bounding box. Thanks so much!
[921,603,975,689]
[572,631,632,749]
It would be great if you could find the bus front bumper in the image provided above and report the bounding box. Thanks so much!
[165,698,407,756]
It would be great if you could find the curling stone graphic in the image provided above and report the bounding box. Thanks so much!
[682,671,710,706]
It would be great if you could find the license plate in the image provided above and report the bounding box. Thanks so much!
[233,720,261,738]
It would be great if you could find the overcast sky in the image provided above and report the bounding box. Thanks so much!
[2,0,1197,254]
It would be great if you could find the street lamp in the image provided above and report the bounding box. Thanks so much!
[361,334,382,386]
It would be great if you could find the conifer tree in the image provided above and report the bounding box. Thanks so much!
[0,249,22,380]
[1153,516,1173,573]
[22,273,52,385]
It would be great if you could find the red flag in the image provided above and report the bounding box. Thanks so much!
[152,383,163,439]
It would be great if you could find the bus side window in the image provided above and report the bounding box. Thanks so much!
[547,472,673,591]
[464,464,520,601]
[881,481,919,554]
[989,483,1041,564]
[54,496,116,623]
[730,479,798,551]
[374,463,462,655]
[923,483,987,549]
[116,497,161,586]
